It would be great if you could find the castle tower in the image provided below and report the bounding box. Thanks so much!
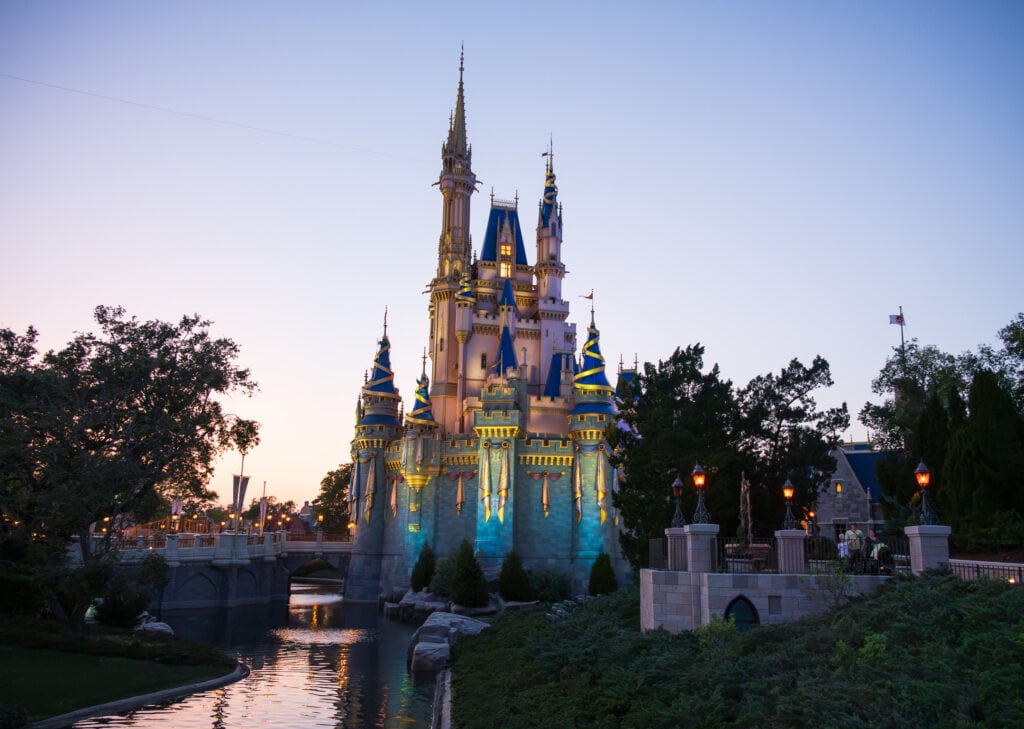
[429,50,477,432]
[345,54,631,600]
[345,318,403,600]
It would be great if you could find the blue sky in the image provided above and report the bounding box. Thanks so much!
[2,1,1022,508]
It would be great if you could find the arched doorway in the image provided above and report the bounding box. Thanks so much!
[724,595,759,632]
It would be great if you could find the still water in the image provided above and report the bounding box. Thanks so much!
[73,585,435,728]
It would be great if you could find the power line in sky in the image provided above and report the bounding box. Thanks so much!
[0,72,432,165]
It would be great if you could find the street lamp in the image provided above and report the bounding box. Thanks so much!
[914,461,938,525]
[691,464,711,524]
[670,476,687,528]
[782,479,797,529]
[317,513,325,534]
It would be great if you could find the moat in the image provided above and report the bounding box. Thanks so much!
[73,584,435,729]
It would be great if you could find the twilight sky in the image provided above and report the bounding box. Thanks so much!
[2,1,1022,509]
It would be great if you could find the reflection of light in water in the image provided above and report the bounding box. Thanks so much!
[289,592,343,607]
[273,627,370,645]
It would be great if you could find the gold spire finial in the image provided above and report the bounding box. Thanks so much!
[421,348,428,377]
[383,306,388,337]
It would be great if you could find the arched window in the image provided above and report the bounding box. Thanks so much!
[724,596,759,632]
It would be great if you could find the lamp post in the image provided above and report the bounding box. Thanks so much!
[691,464,711,524]
[670,476,687,528]
[915,461,938,525]
[782,479,797,529]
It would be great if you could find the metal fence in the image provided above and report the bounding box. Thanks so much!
[949,559,1024,584]
[718,538,774,573]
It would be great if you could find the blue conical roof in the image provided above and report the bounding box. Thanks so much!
[365,334,397,395]
[498,278,518,310]
[571,314,616,416]
[405,373,437,427]
[493,323,518,375]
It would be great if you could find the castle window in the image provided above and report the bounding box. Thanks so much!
[500,243,511,258]
[439,338,445,353]
[480,353,487,370]
[499,261,512,278]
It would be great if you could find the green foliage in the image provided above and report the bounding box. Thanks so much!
[313,463,352,533]
[611,346,847,569]
[0,572,43,615]
[0,308,259,631]
[450,538,489,608]
[530,570,571,603]
[451,574,1024,728]
[0,703,27,729]
[428,556,455,597]
[94,576,151,628]
[588,552,617,596]
[411,543,436,592]
[498,550,534,602]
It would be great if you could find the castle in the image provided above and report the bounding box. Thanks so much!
[343,55,630,601]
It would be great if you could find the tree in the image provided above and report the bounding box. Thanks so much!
[242,496,296,527]
[450,538,488,608]
[609,345,740,569]
[734,356,848,511]
[611,346,846,569]
[313,463,352,533]
[498,550,534,602]
[0,306,258,630]
[588,552,617,596]
[411,543,436,592]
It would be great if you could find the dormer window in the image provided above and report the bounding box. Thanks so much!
[499,243,512,278]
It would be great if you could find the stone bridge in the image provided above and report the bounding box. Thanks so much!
[71,531,353,614]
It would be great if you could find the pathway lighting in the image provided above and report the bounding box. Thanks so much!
[782,479,797,529]
[670,476,687,528]
[915,462,938,525]
[691,464,711,524]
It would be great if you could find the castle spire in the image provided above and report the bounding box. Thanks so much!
[447,45,469,158]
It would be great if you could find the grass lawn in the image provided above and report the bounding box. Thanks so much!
[0,646,229,722]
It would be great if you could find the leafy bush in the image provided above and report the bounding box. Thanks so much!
[450,539,489,608]
[588,552,617,596]
[429,556,456,597]
[530,570,570,603]
[94,577,150,628]
[0,703,27,729]
[411,543,436,592]
[0,572,43,615]
[452,574,1024,729]
[498,551,534,602]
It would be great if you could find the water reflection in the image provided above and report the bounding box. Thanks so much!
[73,585,435,729]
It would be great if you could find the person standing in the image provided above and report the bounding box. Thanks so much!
[845,523,864,553]
[837,533,850,559]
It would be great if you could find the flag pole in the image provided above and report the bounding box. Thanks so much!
[898,305,906,378]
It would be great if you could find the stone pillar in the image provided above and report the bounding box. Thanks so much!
[315,528,325,558]
[211,533,251,568]
[665,527,687,571]
[164,534,181,567]
[774,529,806,574]
[262,532,276,562]
[904,524,952,575]
[684,523,719,573]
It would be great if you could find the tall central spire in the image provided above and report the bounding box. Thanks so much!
[447,46,469,158]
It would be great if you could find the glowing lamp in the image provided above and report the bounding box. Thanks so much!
[782,479,797,529]
[691,464,706,490]
[690,463,711,524]
[782,481,795,501]
[914,462,931,488]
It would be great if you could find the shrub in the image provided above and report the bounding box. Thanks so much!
[429,556,456,597]
[498,551,534,602]
[0,572,43,615]
[411,543,436,592]
[588,552,617,596]
[450,539,489,607]
[531,570,570,602]
[94,577,150,628]
[0,703,27,729]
